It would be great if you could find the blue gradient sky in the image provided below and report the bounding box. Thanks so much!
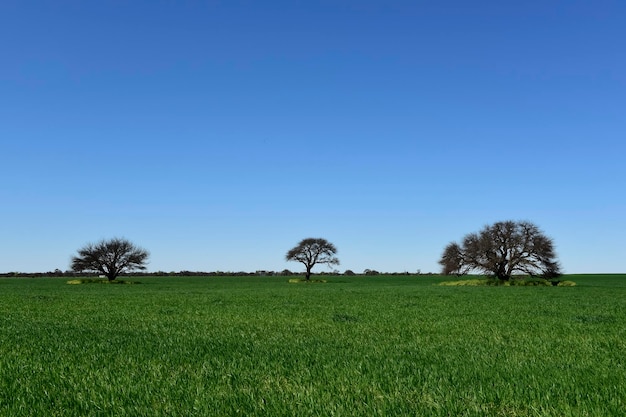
[2,1,624,274]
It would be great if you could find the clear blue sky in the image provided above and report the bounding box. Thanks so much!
[1,1,624,274]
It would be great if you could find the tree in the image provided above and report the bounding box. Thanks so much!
[285,238,339,281]
[439,220,561,281]
[71,238,149,281]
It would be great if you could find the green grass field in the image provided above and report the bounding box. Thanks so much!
[0,274,624,416]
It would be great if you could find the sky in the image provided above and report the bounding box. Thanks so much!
[1,0,625,274]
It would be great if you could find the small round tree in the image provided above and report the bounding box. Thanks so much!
[285,238,339,281]
[71,238,149,281]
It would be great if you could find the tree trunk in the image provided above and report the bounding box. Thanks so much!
[496,264,509,281]
[305,266,312,281]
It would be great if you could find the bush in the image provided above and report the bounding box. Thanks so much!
[67,279,138,285]
[438,277,575,287]
[510,277,551,286]
[485,279,509,286]
[288,278,327,284]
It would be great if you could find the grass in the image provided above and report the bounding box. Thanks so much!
[0,274,625,416]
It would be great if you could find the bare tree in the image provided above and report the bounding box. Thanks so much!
[439,221,561,280]
[286,238,339,281]
[71,238,149,281]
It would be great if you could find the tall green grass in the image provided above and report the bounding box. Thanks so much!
[0,275,624,416]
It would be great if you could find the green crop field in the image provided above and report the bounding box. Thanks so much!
[0,274,624,416]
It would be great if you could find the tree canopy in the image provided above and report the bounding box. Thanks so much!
[71,238,149,281]
[285,238,339,281]
[439,220,561,280]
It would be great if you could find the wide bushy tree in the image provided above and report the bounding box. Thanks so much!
[71,238,149,281]
[286,238,339,281]
[439,221,561,280]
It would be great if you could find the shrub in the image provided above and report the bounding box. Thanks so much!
[288,278,327,284]
[438,277,575,287]
[510,277,551,286]
[66,279,138,285]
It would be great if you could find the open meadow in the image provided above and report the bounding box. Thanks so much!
[0,274,624,416]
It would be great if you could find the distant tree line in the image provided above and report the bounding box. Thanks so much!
[0,269,434,278]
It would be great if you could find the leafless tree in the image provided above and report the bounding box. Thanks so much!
[285,238,339,281]
[71,238,149,281]
[439,221,561,280]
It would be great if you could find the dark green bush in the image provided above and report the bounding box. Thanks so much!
[510,277,551,286]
